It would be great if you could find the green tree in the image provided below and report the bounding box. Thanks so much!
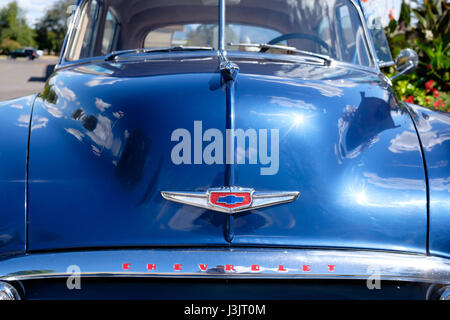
[0,37,21,52]
[34,0,76,54]
[0,1,35,52]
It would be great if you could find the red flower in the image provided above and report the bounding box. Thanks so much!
[433,89,440,98]
[433,100,445,109]
[425,80,434,92]
[388,9,395,21]
[405,96,414,103]
[426,97,431,103]
[427,64,432,70]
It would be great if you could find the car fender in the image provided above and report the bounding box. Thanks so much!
[407,103,450,258]
[0,94,36,257]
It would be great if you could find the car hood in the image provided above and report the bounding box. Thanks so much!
[27,55,427,253]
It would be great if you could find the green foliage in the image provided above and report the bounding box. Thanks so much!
[34,0,76,54]
[385,0,450,112]
[40,81,58,104]
[0,37,21,52]
[0,1,35,52]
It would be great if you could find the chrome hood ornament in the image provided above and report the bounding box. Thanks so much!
[220,60,239,82]
[161,187,300,214]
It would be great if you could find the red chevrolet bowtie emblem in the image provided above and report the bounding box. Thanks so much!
[208,188,253,211]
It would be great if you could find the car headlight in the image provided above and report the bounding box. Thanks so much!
[0,282,21,300]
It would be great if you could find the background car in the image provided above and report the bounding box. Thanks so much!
[7,47,39,60]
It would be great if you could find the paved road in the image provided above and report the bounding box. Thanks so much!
[0,57,59,102]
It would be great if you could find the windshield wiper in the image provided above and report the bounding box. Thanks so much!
[228,43,333,65]
[105,46,214,61]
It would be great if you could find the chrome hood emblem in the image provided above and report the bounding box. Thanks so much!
[161,187,300,214]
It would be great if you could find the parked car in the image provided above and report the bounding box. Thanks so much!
[7,47,39,60]
[0,0,448,300]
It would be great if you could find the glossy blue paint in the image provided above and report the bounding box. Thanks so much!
[0,0,446,257]
[0,95,35,256]
[28,58,229,251]
[24,53,430,254]
[228,56,427,253]
[407,104,450,259]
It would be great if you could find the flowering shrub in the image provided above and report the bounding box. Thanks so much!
[384,0,449,112]
[395,76,450,112]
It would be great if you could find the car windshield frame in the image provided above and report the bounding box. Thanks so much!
[58,0,379,72]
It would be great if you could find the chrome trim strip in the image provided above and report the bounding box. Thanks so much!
[56,51,220,71]
[379,61,395,68]
[57,0,83,68]
[218,0,225,52]
[348,0,379,71]
[0,249,449,284]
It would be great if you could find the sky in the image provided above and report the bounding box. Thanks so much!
[0,0,59,25]
[0,0,409,26]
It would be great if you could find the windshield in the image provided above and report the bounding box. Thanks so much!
[65,0,373,67]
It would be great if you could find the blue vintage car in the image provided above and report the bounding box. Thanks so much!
[0,0,448,300]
